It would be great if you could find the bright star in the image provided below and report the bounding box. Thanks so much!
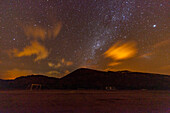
[153,25,157,28]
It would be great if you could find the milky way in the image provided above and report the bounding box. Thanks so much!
[0,0,169,79]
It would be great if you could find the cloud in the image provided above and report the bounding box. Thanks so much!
[7,22,62,62]
[46,71,61,77]
[48,62,61,68]
[66,61,73,66]
[52,22,62,38]
[24,25,46,40]
[12,41,49,62]
[64,70,70,75]
[48,58,73,69]
[140,39,170,59]
[140,52,153,59]
[79,65,98,70]
[104,68,117,72]
[104,41,137,61]
[46,70,70,78]
[60,58,73,66]
[61,58,65,63]
[153,39,170,48]
[24,22,62,40]
[108,62,121,66]
[2,69,33,79]
[46,71,60,75]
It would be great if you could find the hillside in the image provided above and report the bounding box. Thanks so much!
[0,68,169,90]
[59,68,170,90]
[0,75,59,90]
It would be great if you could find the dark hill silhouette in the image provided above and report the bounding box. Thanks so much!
[0,75,59,90]
[0,68,170,90]
[0,79,10,89]
[59,68,170,90]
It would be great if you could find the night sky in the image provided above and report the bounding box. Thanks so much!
[0,0,169,79]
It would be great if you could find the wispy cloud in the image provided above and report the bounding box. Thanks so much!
[46,71,62,78]
[2,69,33,79]
[8,22,62,61]
[46,70,70,78]
[64,70,70,76]
[12,41,49,62]
[48,62,61,68]
[108,62,121,66]
[48,58,73,69]
[24,25,46,40]
[104,41,137,61]
[24,22,62,40]
[103,41,137,67]
[50,22,62,38]
[139,52,153,59]
[153,39,170,48]
[140,39,170,59]
[66,61,73,66]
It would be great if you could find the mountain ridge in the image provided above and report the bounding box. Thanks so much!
[0,68,170,90]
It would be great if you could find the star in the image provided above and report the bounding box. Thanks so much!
[153,25,157,28]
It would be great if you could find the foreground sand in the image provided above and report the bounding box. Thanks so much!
[0,90,169,113]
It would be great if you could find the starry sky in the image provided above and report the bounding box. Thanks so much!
[0,0,169,79]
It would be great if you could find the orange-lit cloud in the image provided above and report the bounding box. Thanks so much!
[64,70,70,76]
[66,61,73,66]
[46,70,70,78]
[61,58,65,63]
[24,25,46,40]
[59,58,73,66]
[104,41,137,61]
[140,39,170,59]
[12,41,49,62]
[104,68,117,72]
[108,62,121,66]
[140,52,153,59]
[46,71,60,75]
[48,62,61,68]
[153,39,170,48]
[48,58,73,69]
[46,71,62,78]
[79,65,98,70]
[3,69,33,79]
[52,22,62,38]
[24,22,62,40]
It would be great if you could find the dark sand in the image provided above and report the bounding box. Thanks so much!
[0,90,169,113]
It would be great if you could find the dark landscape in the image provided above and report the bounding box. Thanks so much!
[0,67,170,113]
[0,68,169,113]
[0,68,169,90]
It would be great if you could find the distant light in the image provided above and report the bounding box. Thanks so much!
[13,38,16,41]
[153,25,156,28]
